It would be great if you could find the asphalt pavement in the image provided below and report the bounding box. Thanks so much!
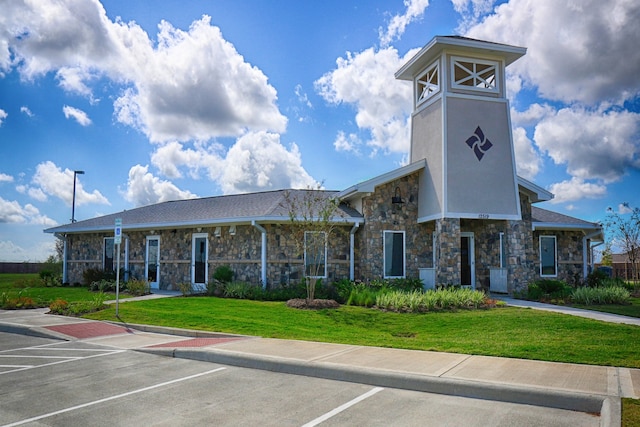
[1,296,639,427]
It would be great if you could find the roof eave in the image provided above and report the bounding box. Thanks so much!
[338,160,427,201]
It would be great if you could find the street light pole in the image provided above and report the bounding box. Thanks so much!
[71,170,84,223]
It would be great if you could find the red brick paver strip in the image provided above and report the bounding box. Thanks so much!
[45,322,132,339]
[148,337,246,348]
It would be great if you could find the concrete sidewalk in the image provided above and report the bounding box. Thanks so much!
[1,308,638,426]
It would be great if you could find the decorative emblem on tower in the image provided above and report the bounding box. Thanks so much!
[465,126,493,161]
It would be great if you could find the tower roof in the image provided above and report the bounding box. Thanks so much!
[395,36,526,81]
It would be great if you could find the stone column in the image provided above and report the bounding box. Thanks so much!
[434,218,461,285]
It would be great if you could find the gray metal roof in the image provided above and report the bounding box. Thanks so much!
[532,206,603,234]
[45,189,364,234]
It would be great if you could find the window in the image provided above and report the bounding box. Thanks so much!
[451,56,499,93]
[104,237,114,271]
[499,232,506,268]
[304,231,327,278]
[416,60,439,106]
[384,231,405,278]
[539,236,557,277]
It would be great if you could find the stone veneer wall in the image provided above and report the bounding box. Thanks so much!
[533,230,587,285]
[64,223,352,289]
[355,173,434,280]
[434,218,460,285]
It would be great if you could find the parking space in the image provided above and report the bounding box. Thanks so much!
[0,332,599,426]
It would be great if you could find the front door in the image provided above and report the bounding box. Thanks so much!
[192,233,208,292]
[460,232,475,289]
[146,236,160,290]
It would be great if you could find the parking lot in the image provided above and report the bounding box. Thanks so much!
[0,332,599,426]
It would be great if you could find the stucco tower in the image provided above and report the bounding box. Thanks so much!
[396,36,526,287]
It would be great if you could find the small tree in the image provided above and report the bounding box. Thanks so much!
[604,204,640,282]
[282,186,340,303]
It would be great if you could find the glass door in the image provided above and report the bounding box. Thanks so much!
[146,236,160,290]
[460,232,475,289]
[192,233,208,292]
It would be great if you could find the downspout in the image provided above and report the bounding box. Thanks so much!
[349,222,360,281]
[252,221,267,289]
[55,233,68,284]
[583,230,604,280]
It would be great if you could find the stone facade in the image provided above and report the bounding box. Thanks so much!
[64,223,352,289]
[62,172,592,293]
[354,174,434,280]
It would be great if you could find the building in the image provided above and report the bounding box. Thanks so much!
[45,36,604,293]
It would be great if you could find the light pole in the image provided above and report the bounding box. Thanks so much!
[71,170,84,223]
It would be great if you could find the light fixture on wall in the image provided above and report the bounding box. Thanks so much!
[392,187,404,205]
[229,225,236,236]
[214,226,222,237]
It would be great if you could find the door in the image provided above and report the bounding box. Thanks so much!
[460,232,475,289]
[146,236,160,290]
[192,233,208,292]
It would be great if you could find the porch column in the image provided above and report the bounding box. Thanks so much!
[434,218,460,285]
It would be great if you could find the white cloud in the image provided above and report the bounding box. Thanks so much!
[547,178,607,204]
[151,140,224,180]
[123,164,198,207]
[333,131,362,155]
[379,0,430,47]
[113,17,288,142]
[452,0,498,32]
[0,173,13,182]
[533,108,640,183]
[315,47,418,156]
[29,161,109,206]
[62,105,92,126]
[56,67,98,102]
[2,3,287,143]
[20,106,34,117]
[0,239,56,262]
[0,109,6,126]
[219,131,317,194]
[512,127,541,180]
[0,196,57,226]
[617,203,633,215]
[465,0,640,105]
[510,103,554,128]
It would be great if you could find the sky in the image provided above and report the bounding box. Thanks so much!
[1,0,639,261]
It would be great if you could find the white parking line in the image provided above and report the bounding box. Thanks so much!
[1,367,227,427]
[0,349,125,375]
[301,387,384,427]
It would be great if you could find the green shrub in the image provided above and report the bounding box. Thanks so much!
[572,286,630,305]
[49,298,69,314]
[375,288,487,313]
[48,293,107,316]
[213,265,234,283]
[526,279,572,301]
[83,268,116,286]
[90,279,116,292]
[346,283,382,307]
[39,270,61,287]
[177,282,193,296]
[224,282,259,299]
[126,279,149,296]
[586,269,609,287]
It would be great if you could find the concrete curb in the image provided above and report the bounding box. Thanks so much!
[0,322,72,341]
[103,321,249,339]
[137,346,618,426]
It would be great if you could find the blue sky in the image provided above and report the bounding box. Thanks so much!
[1,0,639,261]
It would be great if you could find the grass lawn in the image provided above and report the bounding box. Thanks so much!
[572,297,640,318]
[85,296,640,369]
[0,273,126,306]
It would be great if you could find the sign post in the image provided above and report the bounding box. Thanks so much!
[114,218,122,316]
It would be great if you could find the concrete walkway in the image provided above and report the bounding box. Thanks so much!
[1,303,639,427]
[496,296,640,326]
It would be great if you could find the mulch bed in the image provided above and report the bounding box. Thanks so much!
[286,299,340,309]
